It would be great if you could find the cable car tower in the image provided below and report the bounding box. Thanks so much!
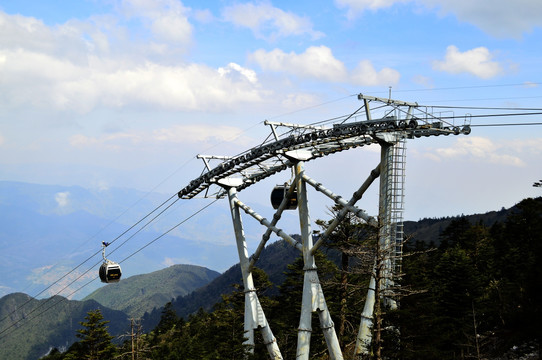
[178,94,471,359]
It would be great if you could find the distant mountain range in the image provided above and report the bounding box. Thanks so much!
[0,180,265,299]
[0,179,533,359]
[0,264,219,360]
[0,293,127,360]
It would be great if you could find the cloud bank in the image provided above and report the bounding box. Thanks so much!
[336,0,542,37]
[250,45,400,86]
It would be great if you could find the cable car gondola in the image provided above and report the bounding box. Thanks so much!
[270,184,298,210]
[99,241,122,283]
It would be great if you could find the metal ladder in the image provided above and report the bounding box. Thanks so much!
[389,136,406,276]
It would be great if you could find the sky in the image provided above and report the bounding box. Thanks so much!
[1,0,541,225]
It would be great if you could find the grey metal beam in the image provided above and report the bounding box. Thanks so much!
[227,187,283,359]
[232,198,303,251]
[295,162,343,360]
[308,164,381,254]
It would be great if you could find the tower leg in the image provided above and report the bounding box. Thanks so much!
[227,187,283,359]
[294,162,343,360]
[355,275,376,356]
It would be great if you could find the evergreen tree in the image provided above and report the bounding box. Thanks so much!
[70,309,117,360]
[155,301,179,335]
[316,207,369,352]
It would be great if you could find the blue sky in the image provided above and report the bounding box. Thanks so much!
[1,0,541,224]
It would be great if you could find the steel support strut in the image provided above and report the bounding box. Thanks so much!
[227,187,283,360]
[307,163,381,255]
[295,161,343,360]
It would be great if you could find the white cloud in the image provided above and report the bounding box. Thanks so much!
[432,45,503,79]
[250,45,399,86]
[351,60,400,86]
[222,2,324,40]
[70,124,252,151]
[281,93,322,109]
[55,192,71,208]
[412,74,434,88]
[119,0,193,44]
[193,9,214,23]
[218,62,259,84]
[421,0,542,38]
[70,133,143,149]
[152,124,250,144]
[426,136,527,167]
[0,46,265,112]
[335,0,408,19]
[0,8,270,113]
[335,0,542,37]
[0,12,91,64]
[251,46,347,81]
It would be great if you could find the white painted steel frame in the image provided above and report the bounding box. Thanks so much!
[227,187,283,359]
[184,95,472,358]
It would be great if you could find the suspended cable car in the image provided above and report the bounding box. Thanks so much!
[99,241,122,283]
[270,183,298,210]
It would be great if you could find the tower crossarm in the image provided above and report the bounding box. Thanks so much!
[177,98,471,199]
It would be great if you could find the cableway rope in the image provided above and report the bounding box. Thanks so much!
[0,198,219,342]
[470,122,542,127]
[427,105,542,111]
[438,112,542,120]
[379,82,542,94]
[0,194,179,328]
[2,91,540,342]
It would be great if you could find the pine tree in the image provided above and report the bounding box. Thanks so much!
[71,309,117,360]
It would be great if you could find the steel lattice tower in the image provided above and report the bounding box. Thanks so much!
[177,94,471,359]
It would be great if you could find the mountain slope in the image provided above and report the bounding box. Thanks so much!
[142,238,302,330]
[142,202,526,330]
[0,181,240,299]
[403,206,511,246]
[84,264,220,318]
[0,293,128,360]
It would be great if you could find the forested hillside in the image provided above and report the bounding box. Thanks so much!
[0,294,127,360]
[84,264,220,318]
[141,238,301,330]
[39,197,542,360]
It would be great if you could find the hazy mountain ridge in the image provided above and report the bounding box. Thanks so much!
[141,203,524,330]
[0,179,534,359]
[0,181,240,299]
[403,206,512,246]
[0,264,220,360]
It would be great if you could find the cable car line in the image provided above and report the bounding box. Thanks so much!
[470,122,542,127]
[0,193,179,328]
[427,105,542,111]
[0,198,219,342]
[119,198,220,264]
[105,196,181,259]
[437,112,542,121]
[0,257,103,340]
[2,96,540,342]
[0,195,181,329]
[385,82,542,94]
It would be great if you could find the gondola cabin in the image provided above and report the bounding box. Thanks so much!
[270,185,298,210]
[99,261,122,283]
